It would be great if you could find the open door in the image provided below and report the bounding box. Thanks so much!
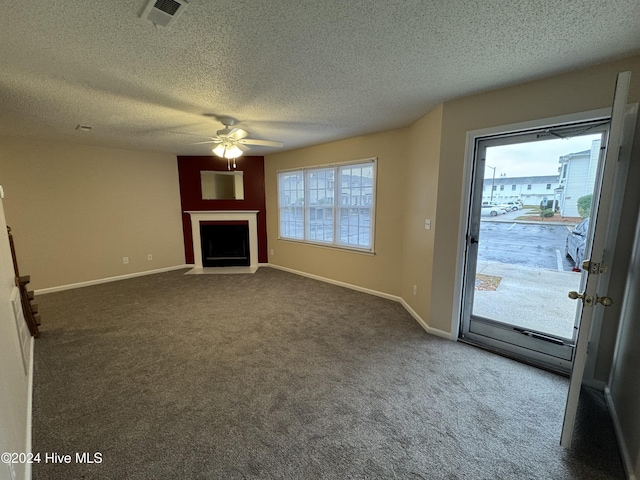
[561,72,638,447]
[460,124,609,373]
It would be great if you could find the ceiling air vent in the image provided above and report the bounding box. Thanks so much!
[140,0,187,29]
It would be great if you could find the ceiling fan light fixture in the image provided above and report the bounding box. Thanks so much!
[212,143,243,159]
[225,145,244,159]
[212,144,226,157]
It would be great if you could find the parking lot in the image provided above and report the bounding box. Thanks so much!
[478,221,576,272]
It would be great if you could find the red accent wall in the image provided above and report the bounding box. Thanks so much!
[177,156,268,264]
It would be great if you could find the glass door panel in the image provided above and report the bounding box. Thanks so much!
[461,121,610,372]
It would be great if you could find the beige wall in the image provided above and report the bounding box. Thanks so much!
[0,136,185,290]
[400,105,443,323]
[264,129,409,296]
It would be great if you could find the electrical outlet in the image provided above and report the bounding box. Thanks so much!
[424,219,431,230]
[147,254,153,261]
[270,249,274,256]
[412,285,417,295]
[123,257,129,265]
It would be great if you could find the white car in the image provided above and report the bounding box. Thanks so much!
[483,202,508,214]
[481,205,502,217]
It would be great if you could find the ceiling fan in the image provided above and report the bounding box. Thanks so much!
[193,116,283,169]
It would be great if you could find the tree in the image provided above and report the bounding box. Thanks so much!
[577,194,592,218]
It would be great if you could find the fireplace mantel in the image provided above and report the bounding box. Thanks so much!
[186,211,259,272]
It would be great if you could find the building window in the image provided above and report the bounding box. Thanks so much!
[527,184,532,190]
[278,159,376,251]
[511,185,516,191]
[492,185,497,191]
[546,183,551,190]
[500,185,504,191]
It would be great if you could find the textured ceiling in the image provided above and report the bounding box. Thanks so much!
[1,0,639,156]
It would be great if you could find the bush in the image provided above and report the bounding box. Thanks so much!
[577,194,592,218]
[540,208,555,218]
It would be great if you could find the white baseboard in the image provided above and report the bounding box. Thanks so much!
[604,386,637,480]
[267,263,452,340]
[34,264,192,295]
[398,298,453,340]
[266,264,402,302]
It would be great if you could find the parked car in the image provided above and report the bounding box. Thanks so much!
[566,218,590,269]
[482,202,507,214]
[505,201,520,211]
[481,205,502,217]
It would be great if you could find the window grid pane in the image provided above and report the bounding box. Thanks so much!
[277,161,374,251]
[306,168,335,243]
[278,171,304,239]
[338,164,373,248]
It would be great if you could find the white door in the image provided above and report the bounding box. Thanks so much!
[561,72,637,447]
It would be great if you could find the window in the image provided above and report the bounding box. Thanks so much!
[546,183,552,190]
[278,159,376,251]
[499,185,504,191]
[511,185,516,191]
[278,171,304,239]
[492,185,497,191]
[527,184,532,190]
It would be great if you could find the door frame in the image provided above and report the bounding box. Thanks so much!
[451,108,612,373]
[459,121,610,373]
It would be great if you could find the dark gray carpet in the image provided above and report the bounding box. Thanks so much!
[32,268,624,479]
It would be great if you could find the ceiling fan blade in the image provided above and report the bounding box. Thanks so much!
[229,128,249,140]
[238,138,283,148]
[192,139,222,145]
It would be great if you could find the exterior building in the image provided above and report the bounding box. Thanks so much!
[557,139,601,217]
[482,175,560,206]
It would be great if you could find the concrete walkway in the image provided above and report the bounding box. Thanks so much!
[473,260,582,339]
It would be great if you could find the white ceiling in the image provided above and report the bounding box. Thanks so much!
[1,1,639,157]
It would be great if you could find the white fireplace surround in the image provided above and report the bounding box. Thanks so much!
[186,211,259,272]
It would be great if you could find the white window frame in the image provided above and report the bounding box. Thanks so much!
[277,158,377,253]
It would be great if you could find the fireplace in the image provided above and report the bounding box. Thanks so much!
[200,223,249,267]
[186,211,259,272]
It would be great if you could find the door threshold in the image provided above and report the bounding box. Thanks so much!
[459,337,570,377]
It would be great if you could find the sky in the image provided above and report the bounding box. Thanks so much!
[484,133,603,178]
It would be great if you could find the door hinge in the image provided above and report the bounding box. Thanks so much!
[582,260,608,274]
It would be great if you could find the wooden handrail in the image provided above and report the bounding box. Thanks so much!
[7,226,40,337]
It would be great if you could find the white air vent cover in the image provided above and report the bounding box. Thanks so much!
[140,0,187,28]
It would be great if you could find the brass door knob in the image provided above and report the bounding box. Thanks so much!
[568,291,594,306]
[568,291,612,307]
[596,296,614,307]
